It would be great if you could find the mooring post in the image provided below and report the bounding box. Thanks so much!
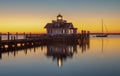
[0,35,1,49]
[81,30,83,37]
[11,36,14,40]
[83,30,85,38]
[16,32,18,39]
[81,30,83,39]
[0,35,1,42]
[14,36,16,40]
[87,31,90,38]
[23,32,26,39]
[0,32,1,42]
[84,30,86,38]
[30,32,31,38]
[24,32,27,46]
[8,32,10,40]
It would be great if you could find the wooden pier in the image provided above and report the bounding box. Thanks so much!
[0,31,90,52]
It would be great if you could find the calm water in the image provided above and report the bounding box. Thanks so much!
[0,35,120,76]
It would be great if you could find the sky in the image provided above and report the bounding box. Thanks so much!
[0,0,120,33]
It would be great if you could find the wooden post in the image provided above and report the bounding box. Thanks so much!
[14,36,16,40]
[87,31,90,38]
[84,31,86,38]
[0,32,1,42]
[0,32,2,50]
[0,36,1,41]
[81,30,83,35]
[16,32,18,39]
[23,32,26,39]
[11,36,13,40]
[8,32,10,40]
[23,32,27,47]
[81,30,84,39]
[30,32,31,38]
[0,34,2,55]
[0,35,1,49]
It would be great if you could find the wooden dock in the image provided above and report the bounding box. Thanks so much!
[0,31,90,52]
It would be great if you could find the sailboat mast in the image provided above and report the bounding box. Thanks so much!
[102,19,103,34]
[96,19,107,37]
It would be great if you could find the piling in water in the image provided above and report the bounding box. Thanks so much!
[0,35,1,49]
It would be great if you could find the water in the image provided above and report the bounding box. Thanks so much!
[0,35,120,76]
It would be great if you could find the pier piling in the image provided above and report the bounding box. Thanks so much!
[0,35,1,48]
[0,36,1,41]
[23,32,26,39]
[11,36,13,40]
[30,32,31,38]
[87,31,90,38]
[0,33,2,42]
[0,35,2,43]
[14,36,16,40]
[8,32,10,40]
[16,32,18,39]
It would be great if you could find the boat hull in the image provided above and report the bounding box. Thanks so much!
[96,34,108,37]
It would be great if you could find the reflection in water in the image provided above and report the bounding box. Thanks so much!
[0,36,120,76]
[0,38,90,68]
[101,38,105,53]
[45,43,77,68]
[45,38,90,68]
[80,38,90,53]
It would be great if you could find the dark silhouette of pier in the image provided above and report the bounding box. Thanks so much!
[0,31,90,53]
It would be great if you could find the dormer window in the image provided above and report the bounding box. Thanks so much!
[58,17,62,20]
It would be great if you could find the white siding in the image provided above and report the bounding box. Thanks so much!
[46,28,76,35]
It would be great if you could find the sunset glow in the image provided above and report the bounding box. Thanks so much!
[0,0,120,33]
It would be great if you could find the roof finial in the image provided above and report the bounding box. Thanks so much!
[57,13,62,17]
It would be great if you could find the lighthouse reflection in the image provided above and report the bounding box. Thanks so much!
[45,43,77,68]
[45,39,90,68]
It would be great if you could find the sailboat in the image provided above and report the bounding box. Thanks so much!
[96,19,108,37]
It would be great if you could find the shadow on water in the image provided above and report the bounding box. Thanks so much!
[0,38,90,68]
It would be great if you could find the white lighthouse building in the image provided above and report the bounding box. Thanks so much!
[44,14,77,35]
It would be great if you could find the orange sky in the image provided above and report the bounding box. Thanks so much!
[0,14,120,33]
[0,16,120,33]
[0,0,120,33]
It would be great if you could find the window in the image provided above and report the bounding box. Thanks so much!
[55,29,58,33]
[58,17,62,20]
[70,29,73,34]
[62,29,65,34]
